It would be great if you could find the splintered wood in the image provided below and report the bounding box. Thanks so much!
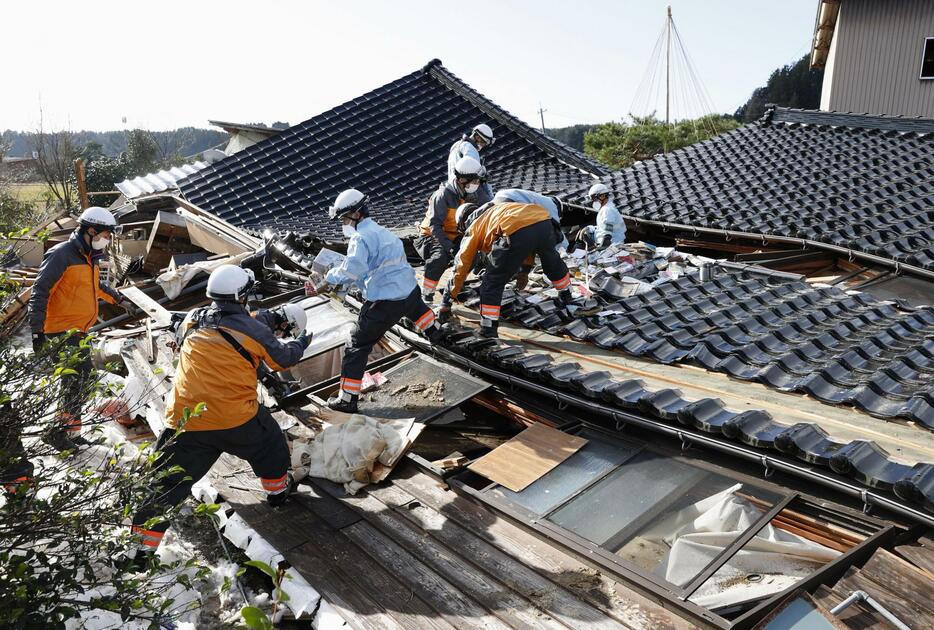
[468,423,587,492]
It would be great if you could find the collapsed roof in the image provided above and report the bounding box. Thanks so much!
[177,59,606,239]
[583,107,934,274]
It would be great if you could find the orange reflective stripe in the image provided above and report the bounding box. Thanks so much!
[261,474,288,491]
[552,273,571,289]
[422,278,438,289]
[131,526,165,547]
[340,377,362,393]
[479,304,501,318]
[414,311,435,330]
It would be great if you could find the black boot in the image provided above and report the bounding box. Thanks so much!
[266,474,296,507]
[425,323,443,345]
[479,318,499,339]
[558,289,574,306]
[327,392,359,414]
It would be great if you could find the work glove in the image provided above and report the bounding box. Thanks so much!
[296,331,312,349]
[598,235,612,249]
[514,271,530,291]
[438,290,453,324]
[118,298,134,315]
[31,332,46,354]
[304,279,330,297]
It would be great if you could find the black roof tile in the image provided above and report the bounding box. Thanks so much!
[179,60,605,240]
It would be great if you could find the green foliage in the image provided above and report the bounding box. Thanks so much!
[735,54,824,122]
[241,606,274,629]
[2,128,228,161]
[0,306,209,626]
[583,114,740,169]
[0,185,39,233]
[125,129,160,176]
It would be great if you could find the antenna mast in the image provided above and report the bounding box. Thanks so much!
[666,5,672,126]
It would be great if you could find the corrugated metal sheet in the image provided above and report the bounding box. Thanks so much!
[826,0,934,116]
[115,161,210,200]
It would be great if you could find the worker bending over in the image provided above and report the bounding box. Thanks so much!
[130,266,310,559]
[447,123,495,199]
[441,201,573,338]
[310,189,442,413]
[576,183,626,250]
[491,189,568,289]
[416,156,491,300]
[28,206,132,450]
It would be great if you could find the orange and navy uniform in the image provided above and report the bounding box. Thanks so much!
[28,232,120,334]
[167,303,306,431]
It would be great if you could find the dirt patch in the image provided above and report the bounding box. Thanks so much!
[554,567,604,594]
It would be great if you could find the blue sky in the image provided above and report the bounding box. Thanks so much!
[3,0,818,132]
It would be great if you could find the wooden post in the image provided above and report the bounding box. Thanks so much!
[74,158,89,209]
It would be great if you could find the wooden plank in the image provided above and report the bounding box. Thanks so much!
[352,482,628,630]
[342,520,516,630]
[390,465,693,630]
[468,424,587,492]
[121,286,173,327]
[812,585,889,630]
[835,567,933,629]
[858,548,934,613]
[273,495,457,630]
[895,544,934,577]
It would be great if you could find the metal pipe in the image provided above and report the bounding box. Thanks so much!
[393,325,934,529]
[830,590,911,630]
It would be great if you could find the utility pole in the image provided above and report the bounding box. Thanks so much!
[537,103,547,132]
[666,5,672,126]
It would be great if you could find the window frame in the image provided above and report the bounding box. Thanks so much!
[453,422,895,629]
[920,36,934,80]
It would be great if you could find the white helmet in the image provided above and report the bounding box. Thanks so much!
[78,206,118,233]
[471,124,495,147]
[206,265,255,302]
[455,203,478,233]
[280,303,307,336]
[588,183,610,200]
[328,189,368,220]
[453,156,483,180]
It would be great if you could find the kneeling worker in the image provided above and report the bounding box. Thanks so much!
[310,189,442,413]
[441,201,574,338]
[576,183,626,250]
[129,265,310,558]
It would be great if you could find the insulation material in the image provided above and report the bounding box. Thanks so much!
[156,251,252,300]
[305,415,410,494]
[245,533,285,569]
[469,424,588,492]
[222,512,255,550]
[191,477,219,504]
[637,484,840,608]
[280,567,321,618]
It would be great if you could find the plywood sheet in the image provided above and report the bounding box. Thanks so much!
[469,424,587,492]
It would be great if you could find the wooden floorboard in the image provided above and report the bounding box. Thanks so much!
[894,543,934,577]
[835,567,932,629]
[388,463,695,630]
[811,585,888,630]
[315,477,613,630]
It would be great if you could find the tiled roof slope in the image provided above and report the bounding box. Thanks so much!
[178,60,605,239]
[587,107,934,270]
[459,267,934,429]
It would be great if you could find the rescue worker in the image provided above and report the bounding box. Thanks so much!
[28,206,131,449]
[575,183,626,250]
[309,189,443,413]
[441,201,574,338]
[447,123,495,199]
[416,156,491,301]
[492,188,568,289]
[130,265,311,559]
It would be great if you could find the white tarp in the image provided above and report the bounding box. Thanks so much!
[305,415,409,495]
[156,252,253,300]
[642,485,840,608]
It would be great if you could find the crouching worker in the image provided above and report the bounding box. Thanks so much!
[129,265,310,559]
[309,189,443,413]
[441,201,574,338]
[575,183,626,250]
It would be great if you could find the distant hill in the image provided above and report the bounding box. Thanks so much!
[734,54,824,122]
[544,124,598,152]
[1,127,228,159]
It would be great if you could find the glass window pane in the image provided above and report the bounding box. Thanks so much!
[686,509,846,609]
[489,430,637,515]
[547,451,781,587]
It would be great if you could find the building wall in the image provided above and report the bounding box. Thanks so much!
[823,0,934,116]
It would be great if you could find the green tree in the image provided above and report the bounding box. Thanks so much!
[545,124,598,151]
[125,129,160,176]
[735,54,824,122]
[584,114,739,169]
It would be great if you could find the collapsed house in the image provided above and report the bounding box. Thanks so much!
[2,60,934,629]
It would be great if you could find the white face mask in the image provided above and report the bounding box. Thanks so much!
[91,237,110,250]
[341,224,356,238]
[592,200,603,211]
[465,183,480,194]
